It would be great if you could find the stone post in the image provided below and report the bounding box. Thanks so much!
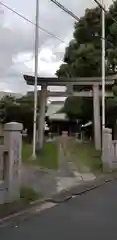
[58,131,71,175]
[4,122,23,202]
[66,83,73,96]
[102,128,113,172]
[61,131,68,149]
[93,84,101,150]
[37,84,47,151]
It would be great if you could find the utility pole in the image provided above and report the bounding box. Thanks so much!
[102,0,105,131]
[32,0,39,159]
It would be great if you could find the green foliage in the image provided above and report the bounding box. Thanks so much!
[0,94,37,136]
[20,187,39,203]
[63,96,93,123]
[56,63,72,77]
[0,93,48,139]
[22,142,58,170]
[57,2,117,78]
[64,96,82,119]
[57,1,117,129]
[66,140,102,174]
[0,95,16,122]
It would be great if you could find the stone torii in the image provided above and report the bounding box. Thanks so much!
[24,74,117,151]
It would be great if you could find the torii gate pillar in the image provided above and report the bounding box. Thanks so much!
[93,84,101,150]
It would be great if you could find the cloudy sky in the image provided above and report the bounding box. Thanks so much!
[0,0,112,95]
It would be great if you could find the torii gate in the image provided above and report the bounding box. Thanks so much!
[24,74,117,151]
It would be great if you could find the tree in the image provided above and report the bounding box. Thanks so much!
[63,96,93,123]
[0,94,38,138]
[56,3,117,77]
[63,96,82,120]
[56,1,117,137]
[0,95,16,122]
[0,93,48,141]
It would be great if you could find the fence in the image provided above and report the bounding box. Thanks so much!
[102,128,117,172]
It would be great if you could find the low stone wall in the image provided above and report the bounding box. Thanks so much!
[102,128,117,172]
[112,140,117,169]
[0,122,23,204]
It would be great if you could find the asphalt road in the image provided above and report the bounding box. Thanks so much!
[1,181,117,239]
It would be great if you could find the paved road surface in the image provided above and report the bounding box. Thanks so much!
[1,181,117,239]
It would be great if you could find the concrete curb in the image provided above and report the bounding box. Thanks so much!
[0,198,49,227]
[0,173,117,227]
[46,175,116,203]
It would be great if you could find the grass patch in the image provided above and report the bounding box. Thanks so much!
[22,141,58,170]
[0,187,40,218]
[20,187,39,203]
[66,139,102,174]
[22,142,32,160]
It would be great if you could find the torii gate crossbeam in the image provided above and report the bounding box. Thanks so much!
[24,74,117,151]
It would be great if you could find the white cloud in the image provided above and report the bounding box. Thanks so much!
[39,48,56,63]
[25,47,63,76]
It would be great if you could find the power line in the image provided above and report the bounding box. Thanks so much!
[50,0,114,47]
[93,0,117,47]
[93,0,117,25]
[0,1,64,43]
[93,0,106,11]
[2,0,116,48]
[50,0,79,21]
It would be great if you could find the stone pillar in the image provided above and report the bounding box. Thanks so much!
[66,84,73,96]
[37,84,47,150]
[4,122,23,202]
[102,128,113,172]
[93,84,101,150]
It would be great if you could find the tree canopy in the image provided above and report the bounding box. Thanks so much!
[56,2,117,77]
[56,1,117,133]
[0,94,39,138]
[63,96,93,123]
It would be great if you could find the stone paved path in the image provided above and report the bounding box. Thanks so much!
[21,163,96,198]
[56,143,96,192]
[21,141,96,197]
[21,166,57,198]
